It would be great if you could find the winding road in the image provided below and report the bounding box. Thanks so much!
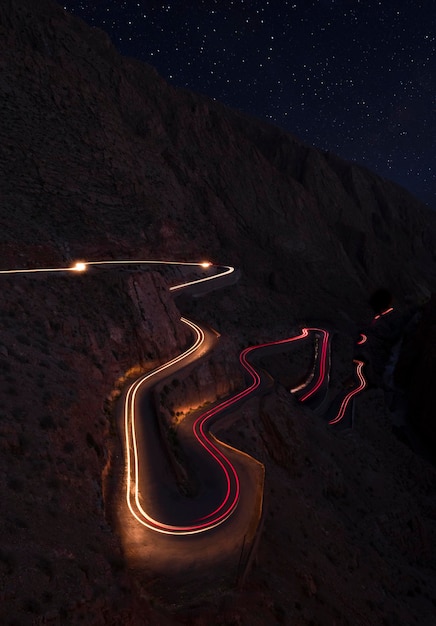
[291,327,331,407]
[3,258,369,553]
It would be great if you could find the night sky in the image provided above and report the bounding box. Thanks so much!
[60,1,435,209]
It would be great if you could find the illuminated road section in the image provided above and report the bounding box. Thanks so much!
[290,328,367,426]
[2,258,369,532]
[291,328,330,405]
[125,327,311,535]
[0,258,238,536]
[0,263,86,274]
[123,317,234,535]
[0,259,234,293]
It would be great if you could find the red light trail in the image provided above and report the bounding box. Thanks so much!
[1,258,370,535]
[328,360,366,425]
[372,307,394,322]
[125,326,311,534]
[290,328,330,404]
[289,329,368,426]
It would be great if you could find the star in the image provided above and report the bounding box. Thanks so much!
[61,0,435,208]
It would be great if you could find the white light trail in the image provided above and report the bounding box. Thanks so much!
[0,259,235,293]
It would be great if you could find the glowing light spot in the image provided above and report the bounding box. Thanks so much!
[201,261,212,268]
[72,262,87,272]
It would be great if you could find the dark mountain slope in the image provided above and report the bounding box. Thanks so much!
[0,1,435,624]
[1,0,435,325]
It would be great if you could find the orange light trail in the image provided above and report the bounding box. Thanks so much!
[0,257,236,534]
[1,258,368,532]
[125,326,311,534]
[123,317,229,535]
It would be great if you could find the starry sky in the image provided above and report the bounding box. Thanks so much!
[60,1,435,209]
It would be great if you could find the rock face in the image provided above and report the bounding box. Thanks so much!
[0,1,436,624]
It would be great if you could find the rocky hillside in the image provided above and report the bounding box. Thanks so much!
[1,0,436,624]
[1,0,436,325]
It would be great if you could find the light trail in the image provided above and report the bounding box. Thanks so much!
[372,306,394,322]
[292,328,330,403]
[72,262,87,272]
[0,259,234,292]
[123,317,229,535]
[84,259,234,291]
[0,266,85,274]
[124,326,310,534]
[169,265,234,291]
[290,329,367,425]
[328,360,366,425]
[2,257,369,534]
[190,328,311,523]
[0,257,236,535]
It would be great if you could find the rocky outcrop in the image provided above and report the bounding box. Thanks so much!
[127,271,191,362]
[156,338,243,430]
